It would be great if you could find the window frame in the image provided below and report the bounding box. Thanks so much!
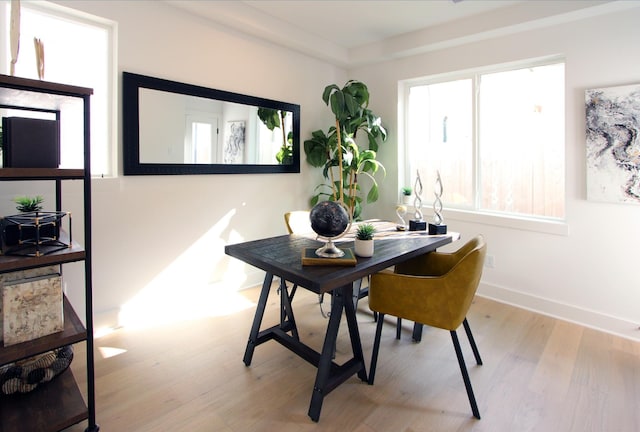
[399,56,568,236]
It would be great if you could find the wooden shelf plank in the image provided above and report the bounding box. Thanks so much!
[0,168,85,180]
[0,231,85,273]
[0,368,88,432]
[0,73,93,98]
[0,296,86,365]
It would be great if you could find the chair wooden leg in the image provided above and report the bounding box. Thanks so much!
[450,330,481,419]
[462,318,482,365]
[369,313,386,385]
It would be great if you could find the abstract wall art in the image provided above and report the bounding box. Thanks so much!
[223,120,245,164]
[586,83,640,204]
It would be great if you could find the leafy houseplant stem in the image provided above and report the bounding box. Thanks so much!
[304,80,387,220]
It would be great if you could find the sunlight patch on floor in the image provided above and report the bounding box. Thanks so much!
[118,283,256,330]
[98,346,128,359]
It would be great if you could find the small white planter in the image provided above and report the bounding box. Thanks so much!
[402,195,412,205]
[354,239,374,257]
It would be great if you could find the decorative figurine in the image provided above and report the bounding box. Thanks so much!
[395,204,407,231]
[10,0,20,76]
[34,37,44,80]
[409,170,427,231]
[428,170,447,235]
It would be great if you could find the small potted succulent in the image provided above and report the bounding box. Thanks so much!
[354,223,375,257]
[14,195,44,212]
[401,186,413,205]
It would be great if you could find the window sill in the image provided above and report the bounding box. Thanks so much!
[420,207,568,236]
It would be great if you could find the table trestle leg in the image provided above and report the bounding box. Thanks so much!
[279,279,299,340]
[243,272,274,366]
[308,284,367,422]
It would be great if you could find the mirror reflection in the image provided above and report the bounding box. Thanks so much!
[139,89,294,165]
[123,72,300,175]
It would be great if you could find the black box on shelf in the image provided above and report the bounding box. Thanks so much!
[1,117,60,168]
[0,211,70,257]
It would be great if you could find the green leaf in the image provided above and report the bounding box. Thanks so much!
[330,91,347,122]
[344,80,369,107]
[343,92,361,117]
[367,133,379,152]
[257,107,281,130]
[304,130,331,167]
[322,84,340,105]
[367,183,379,203]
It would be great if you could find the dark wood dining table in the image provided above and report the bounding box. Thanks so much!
[224,228,454,421]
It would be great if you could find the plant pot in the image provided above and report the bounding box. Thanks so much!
[354,239,374,257]
[402,195,413,205]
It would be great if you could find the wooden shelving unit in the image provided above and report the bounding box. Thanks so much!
[0,74,98,431]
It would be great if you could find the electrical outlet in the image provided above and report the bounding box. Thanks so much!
[485,255,495,268]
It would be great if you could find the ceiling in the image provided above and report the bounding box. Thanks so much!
[163,0,626,67]
[240,0,520,49]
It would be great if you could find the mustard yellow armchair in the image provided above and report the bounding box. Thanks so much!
[284,211,312,234]
[368,235,487,419]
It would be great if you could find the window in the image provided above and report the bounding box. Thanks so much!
[185,114,219,164]
[1,2,116,177]
[402,59,565,222]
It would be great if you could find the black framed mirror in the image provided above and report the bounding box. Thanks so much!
[122,72,300,175]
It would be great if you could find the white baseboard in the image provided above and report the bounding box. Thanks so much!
[477,282,640,342]
[92,277,640,343]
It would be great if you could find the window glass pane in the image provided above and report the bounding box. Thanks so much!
[402,60,565,222]
[5,4,113,176]
[407,79,473,207]
[478,63,564,218]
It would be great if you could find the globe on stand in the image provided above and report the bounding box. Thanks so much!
[309,201,350,258]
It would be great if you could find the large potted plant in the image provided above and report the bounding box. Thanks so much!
[304,80,387,220]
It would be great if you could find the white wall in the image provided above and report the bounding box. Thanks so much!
[41,1,640,340]
[48,0,344,329]
[353,4,640,340]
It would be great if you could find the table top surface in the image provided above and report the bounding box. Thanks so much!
[225,224,455,293]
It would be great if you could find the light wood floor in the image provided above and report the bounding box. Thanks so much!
[64,283,640,432]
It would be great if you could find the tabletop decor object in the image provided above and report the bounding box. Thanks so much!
[354,223,375,257]
[1,116,60,168]
[428,170,447,234]
[1,211,70,256]
[409,170,427,231]
[9,0,20,76]
[309,200,351,258]
[34,37,44,80]
[395,204,407,231]
[1,266,63,346]
[401,186,413,204]
[0,345,73,395]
